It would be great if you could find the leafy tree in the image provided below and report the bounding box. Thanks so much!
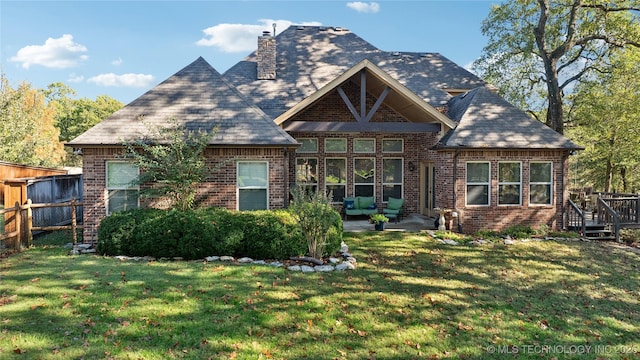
[474,0,640,134]
[0,74,65,167]
[123,119,216,211]
[567,48,640,193]
[43,82,123,166]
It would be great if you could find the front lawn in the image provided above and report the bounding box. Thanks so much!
[1,231,639,359]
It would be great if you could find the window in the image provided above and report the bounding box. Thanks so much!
[297,138,318,153]
[466,162,490,206]
[354,158,375,197]
[382,158,403,201]
[354,138,375,153]
[498,162,521,205]
[237,162,268,210]
[325,138,347,153]
[382,139,403,153]
[106,161,139,214]
[530,162,553,205]
[325,158,346,202]
[295,157,318,193]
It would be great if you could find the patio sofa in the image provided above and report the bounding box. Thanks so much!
[343,196,378,219]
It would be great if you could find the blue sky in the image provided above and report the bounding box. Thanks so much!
[1,1,498,104]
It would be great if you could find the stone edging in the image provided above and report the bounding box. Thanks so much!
[66,242,357,272]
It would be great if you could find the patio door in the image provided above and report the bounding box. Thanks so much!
[420,162,436,217]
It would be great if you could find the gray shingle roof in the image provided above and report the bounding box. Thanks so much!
[68,57,297,147]
[437,87,583,150]
[223,26,486,119]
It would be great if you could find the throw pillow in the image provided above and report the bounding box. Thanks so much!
[345,200,355,210]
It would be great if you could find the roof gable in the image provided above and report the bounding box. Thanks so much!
[68,57,297,147]
[438,87,583,150]
[275,59,456,131]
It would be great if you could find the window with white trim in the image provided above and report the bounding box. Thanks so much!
[297,138,318,153]
[466,162,490,206]
[354,158,375,197]
[354,138,375,153]
[295,157,318,193]
[530,162,553,205]
[237,161,268,210]
[325,158,346,202]
[382,158,403,201]
[106,161,139,214]
[325,138,347,153]
[382,139,403,153]
[498,162,522,205]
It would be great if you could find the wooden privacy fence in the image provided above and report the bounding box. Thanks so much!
[1,199,83,250]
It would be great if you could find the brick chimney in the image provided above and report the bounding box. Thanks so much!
[257,31,276,80]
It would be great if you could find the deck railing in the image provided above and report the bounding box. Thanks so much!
[596,197,622,242]
[567,199,586,236]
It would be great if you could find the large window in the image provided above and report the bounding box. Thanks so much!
[106,161,139,214]
[382,139,403,153]
[354,138,375,153]
[530,162,553,205]
[297,138,317,153]
[295,158,318,193]
[382,158,403,201]
[237,162,268,210]
[498,162,522,205]
[325,138,347,153]
[325,158,346,202]
[466,162,490,206]
[354,158,375,197]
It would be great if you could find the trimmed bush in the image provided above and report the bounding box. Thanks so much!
[96,207,341,260]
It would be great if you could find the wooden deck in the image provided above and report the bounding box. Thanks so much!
[568,194,640,241]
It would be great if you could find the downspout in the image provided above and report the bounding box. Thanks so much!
[284,147,289,208]
[453,149,462,232]
[561,151,568,230]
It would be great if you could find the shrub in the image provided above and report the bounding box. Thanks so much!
[503,224,534,239]
[433,230,471,243]
[620,229,640,245]
[474,230,501,241]
[96,207,325,260]
[97,208,163,255]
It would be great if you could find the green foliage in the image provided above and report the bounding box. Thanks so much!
[0,74,66,167]
[289,187,343,259]
[97,208,309,260]
[433,230,472,243]
[474,229,502,241]
[368,213,389,225]
[620,229,640,245]
[503,224,535,239]
[123,119,216,211]
[474,0,640,134]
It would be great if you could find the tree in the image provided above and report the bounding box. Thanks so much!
[567,48,640,193]
[123,119,216,211]
[43,82,123,166]
[288,187,340,259]
[474,0,640,134]
[0,74,65,167]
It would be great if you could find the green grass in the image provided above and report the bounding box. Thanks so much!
[1,231,639,359]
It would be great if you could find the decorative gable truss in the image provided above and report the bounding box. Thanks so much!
[276,60,456,133]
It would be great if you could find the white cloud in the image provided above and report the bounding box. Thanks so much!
[67,73,85,83]
[87,73,154,88]
[9,34,88,69]
[111,57,123,66]
[346,2,380,13]
[196,19,322,52]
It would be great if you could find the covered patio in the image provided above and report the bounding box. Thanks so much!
[342,214,436,232]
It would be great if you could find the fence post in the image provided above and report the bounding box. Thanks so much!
[26,199,33,248]
[71,198,77,250]
[14,201,22,250]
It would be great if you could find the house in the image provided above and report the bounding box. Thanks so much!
[68,25,582,243]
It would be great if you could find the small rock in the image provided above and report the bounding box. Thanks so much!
[205,256,220,261]
[341,252,352,259]
[81,248,96,254]
[252,260,266,265]
[173,257,184,261]
[315,265,334,272]
[268,261,283,267]
[336,262,356,271]
[114,255,129,261]
[300,265,315,273]
[443,239,459,245]
[287,265,302,271]
[237,257,253,263]
[77,244,92,249]
[503,239,516,245]
[329,257,340,264]
[219,256,234,261]
[345,256,357,264]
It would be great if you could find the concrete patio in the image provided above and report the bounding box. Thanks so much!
[342,214,437,232]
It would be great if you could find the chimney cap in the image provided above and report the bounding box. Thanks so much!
[262,30,271,36]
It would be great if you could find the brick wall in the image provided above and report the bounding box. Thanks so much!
[436,149,569,233]
[80,146,288,244]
